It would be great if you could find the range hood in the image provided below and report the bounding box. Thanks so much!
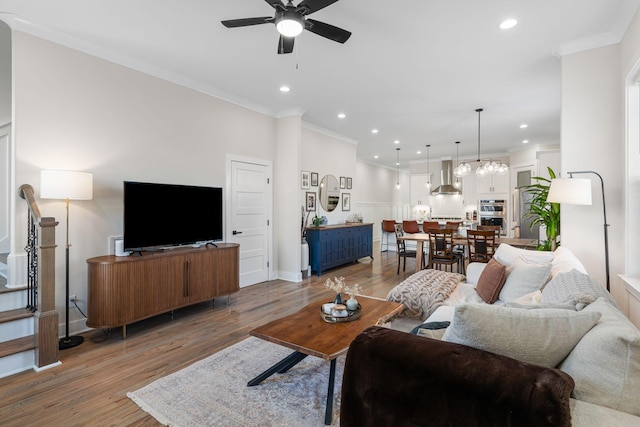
[431,160,462,195]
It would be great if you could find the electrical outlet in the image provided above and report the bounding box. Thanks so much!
[69,294,76,306]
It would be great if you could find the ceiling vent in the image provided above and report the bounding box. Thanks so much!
[431,160,461,195]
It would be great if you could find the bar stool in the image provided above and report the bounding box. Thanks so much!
[381,220,397,252]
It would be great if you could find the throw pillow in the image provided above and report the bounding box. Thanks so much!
[475,258,507,304]
[542,269,618,308]
[499,257,552,302]
[441,303,601,368]
[551,246,588,276]
[558,298,640,416]
[493,243,554,268]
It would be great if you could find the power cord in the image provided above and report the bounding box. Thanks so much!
[71,298,87,318]
[90,328,112,343]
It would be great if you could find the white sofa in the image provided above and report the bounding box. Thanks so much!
[386,244,640,425]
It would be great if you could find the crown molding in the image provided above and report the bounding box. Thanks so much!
[0,13,278,118]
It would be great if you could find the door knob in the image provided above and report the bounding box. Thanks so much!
[232,230,242,235]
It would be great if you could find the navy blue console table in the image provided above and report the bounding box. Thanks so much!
[305,223,374,276]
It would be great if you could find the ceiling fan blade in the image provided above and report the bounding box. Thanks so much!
[264,0,287,11]
[305,19,351,43]
[221,17,274,28]
[277,35,295,54]
[297,0,339,15]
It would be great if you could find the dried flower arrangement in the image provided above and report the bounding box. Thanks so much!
[324,277,362,297]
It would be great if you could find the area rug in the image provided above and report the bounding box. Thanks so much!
[127,337,343,426]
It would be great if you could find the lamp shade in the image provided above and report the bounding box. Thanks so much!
[546,178,592,205]
[41,170,93,200]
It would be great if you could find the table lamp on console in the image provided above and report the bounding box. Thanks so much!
[40,169,93,350]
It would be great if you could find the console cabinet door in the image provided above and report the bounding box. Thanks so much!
[217,246,240,295]
[181,251,218,303]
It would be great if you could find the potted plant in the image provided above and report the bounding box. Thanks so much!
[525,167,560,251]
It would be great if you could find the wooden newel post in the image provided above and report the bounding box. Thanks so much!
[35,217,60,367]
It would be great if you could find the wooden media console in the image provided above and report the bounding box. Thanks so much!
[86,243,239,338]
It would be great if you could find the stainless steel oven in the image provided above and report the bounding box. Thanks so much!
[479,199,507,236]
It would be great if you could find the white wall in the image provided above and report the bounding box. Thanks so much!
[276,114,302,281]
[560,44,625,303]
[301,126,357,226]
[354,160,411,242]
[12,31,279,334]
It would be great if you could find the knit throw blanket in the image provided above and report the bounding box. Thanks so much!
[386,269,465,320]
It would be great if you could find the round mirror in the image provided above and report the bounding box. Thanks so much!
[319,175,340,212]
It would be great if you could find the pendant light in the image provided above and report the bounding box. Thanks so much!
[425,144,431,189]
[395,147,401,189]
[474,108,508,177]
[453,141,462,188]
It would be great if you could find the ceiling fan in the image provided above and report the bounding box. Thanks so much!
[221,0,352,54]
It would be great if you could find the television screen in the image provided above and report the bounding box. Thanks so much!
[123,181,223,251]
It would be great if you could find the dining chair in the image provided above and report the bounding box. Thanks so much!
[477,224,501,238]
[444,221,462,231]
[445,221,465,259]
[428,228,465,274]
[466,229,497,263]
[395,224,423,274]
[381,220,397,252]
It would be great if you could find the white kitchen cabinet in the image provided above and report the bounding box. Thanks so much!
[476,172,509,194]
[410,174,431,206]
[462,172,477,206]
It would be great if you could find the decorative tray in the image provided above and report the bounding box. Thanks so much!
[320,303,362,323]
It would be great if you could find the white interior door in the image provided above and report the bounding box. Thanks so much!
[228,160,270,287]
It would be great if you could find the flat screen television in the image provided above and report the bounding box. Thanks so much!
[123,181,223,251]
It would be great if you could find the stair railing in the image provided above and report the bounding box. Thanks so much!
[19,184,60,368]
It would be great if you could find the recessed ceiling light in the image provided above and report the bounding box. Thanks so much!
[520,123,528,128]
[337,113,346,119]
[279,86,290,92]
[522,139,529,144]
[374,155,379,159]
[417,150,422,155]
[371,129,379,134]
[393,140,400,144]
[499,18,518,30]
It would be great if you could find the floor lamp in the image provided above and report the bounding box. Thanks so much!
[41,170,93,349]
[546,171,610,292]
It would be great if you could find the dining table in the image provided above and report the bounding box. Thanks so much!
[396,233,538,273]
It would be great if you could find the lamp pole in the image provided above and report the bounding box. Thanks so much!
[568,171,610,292]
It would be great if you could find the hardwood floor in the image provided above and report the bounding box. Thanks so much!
[0,245,416,426]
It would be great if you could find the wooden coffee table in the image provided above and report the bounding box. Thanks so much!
[248,295,404,425]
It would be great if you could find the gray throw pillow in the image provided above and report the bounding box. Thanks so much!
[542,269,618,308]
[442,303,600,368]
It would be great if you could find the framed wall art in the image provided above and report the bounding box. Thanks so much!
[306,192,317,211]
[311,172,318,186]
[342,193,351,211]
[346,177,352,189]
[301,170,310,189]
[340,176,346,189]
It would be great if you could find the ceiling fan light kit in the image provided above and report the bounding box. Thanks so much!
[221,0,351,54]
[276,11,304,37]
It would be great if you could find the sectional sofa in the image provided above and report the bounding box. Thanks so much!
[340,245,640,426]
